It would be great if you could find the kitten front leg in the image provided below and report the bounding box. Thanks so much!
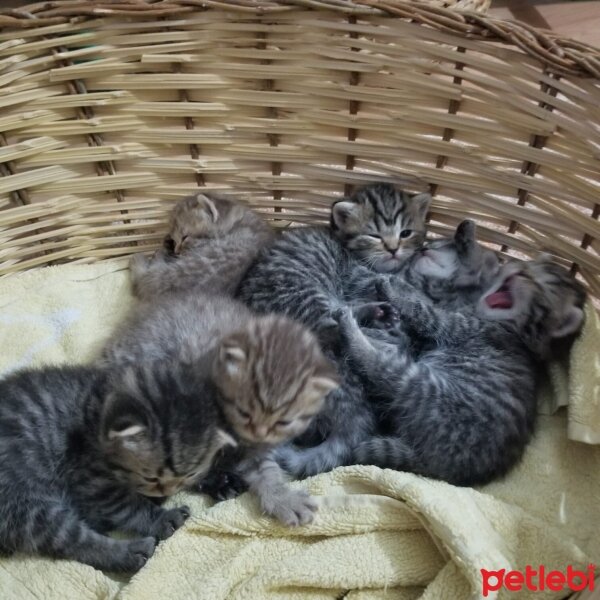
[240,453,317,527]
[375,277,425,305]
[5,498,156,572]
[334,308,410,398]
[396,299,481,345]
[98,490,190,542]
[334,308,384,372]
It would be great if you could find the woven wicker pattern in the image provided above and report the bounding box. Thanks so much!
[0,0,599,299]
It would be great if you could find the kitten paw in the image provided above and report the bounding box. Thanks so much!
[152,506,190,541]
[375,279,396,302]
[352,302,398,327]
[332,307,352,324]
[123,537,156,572]
[262,489,317,527]
[196,470,248,501]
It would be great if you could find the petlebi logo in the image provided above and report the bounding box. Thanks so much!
[481,564,596,597]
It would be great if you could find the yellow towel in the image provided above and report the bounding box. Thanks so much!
[0,261,598,600]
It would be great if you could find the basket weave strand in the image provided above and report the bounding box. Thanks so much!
[0,0,599,300]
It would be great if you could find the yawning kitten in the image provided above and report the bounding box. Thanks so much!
[336,252,586,486]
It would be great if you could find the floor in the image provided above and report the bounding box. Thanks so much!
[1,1,600,46]
[490,1,600,46]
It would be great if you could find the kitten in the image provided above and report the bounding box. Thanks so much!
[240,182,431,335]
[238,183,431,477]
[347,220,500,311]
[335,254,586,486]
[130,192,274,300]
[400,220,501,309]
[101,294,338,526]
[0,360,234,572]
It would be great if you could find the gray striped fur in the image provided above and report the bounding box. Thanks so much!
[337,253,586,486]
[238,183,430,477]
[0,360,231,571]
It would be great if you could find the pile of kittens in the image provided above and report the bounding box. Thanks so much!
[0,183,586,573]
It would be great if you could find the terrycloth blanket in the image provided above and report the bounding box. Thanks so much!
[0,260,599,600]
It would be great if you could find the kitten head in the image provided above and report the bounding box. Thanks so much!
[99,361,235,497]
[331,183,431,273]
[477,254,587,356]
[212,315,339,446]
[169,193,250,254]
[413,220,500,290]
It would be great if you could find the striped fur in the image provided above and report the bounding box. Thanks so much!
[0,360,231,571]
[102,291,338,526]
[130,193,274,300]
[337,255,586,486]
[238,183,430,477]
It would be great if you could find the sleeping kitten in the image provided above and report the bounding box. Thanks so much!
[0,360,234,572]
[130,192,274,300]
[101,294,338,526]
[239,183,431,478]
[335,255,586,486]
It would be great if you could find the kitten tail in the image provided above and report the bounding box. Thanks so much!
[354,436,416,470]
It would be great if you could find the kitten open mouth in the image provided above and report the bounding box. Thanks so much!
[484,275,514,309]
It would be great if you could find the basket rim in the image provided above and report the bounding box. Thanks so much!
[1,0,599,78]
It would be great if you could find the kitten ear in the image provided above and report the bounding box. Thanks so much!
[105,416,148,452]
[307,376,339,399]
[454,219,476,244]
[108,422,146,440]
[331,200,361,231]
[218,343,247,378]
[454,220,477,257]
[551,306,585,339]
[410,192,431,222]
[194,193,219,223]
[216,428,238,449]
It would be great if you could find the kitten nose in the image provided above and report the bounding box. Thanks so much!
[253,425,268,438]
[383,239,399,254]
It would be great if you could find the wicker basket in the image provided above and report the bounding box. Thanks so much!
[0,0,598,300]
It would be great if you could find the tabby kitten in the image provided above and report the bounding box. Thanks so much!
[130,192,274,300]
[101,293,338,526]
[335,254,586,486]
[0,360,234,571]
[239,183,431,478]
[401,220,501,309]
[346,220,500,311]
